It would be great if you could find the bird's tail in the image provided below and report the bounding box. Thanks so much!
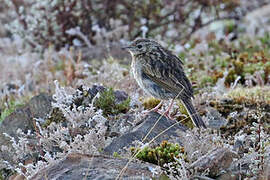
[181,98,206,128]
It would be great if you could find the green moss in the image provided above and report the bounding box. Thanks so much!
[208,40,222,55]
[214,57,229,68]
[201,76,215,85]
[131,141,186,166]
[187,34,270,89]
[224,20,235,34]
[95,88,130,116]
[116,97,130,113]
[178,52,186,61]
[142,97,161,110]
[259,32,270,46]
[0,100,24,122]
[113,152,121,158]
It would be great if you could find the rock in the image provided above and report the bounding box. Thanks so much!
[8,174,25,180]
[107,113,135,137]
[0,93,52,139]
[0,93,53,166]
[30,153,160,180]
[104,112,187,155]
[87,85,106,99]
[114,90,128,104]
[189,148,238,177]
[206,108,227,129]
[28,93,53,119]
[216,172,239,180]
[4,83,19,92]
[0,93,52,133]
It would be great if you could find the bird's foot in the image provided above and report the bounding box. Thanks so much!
[142,101,175,120]
[142,106,160,116]
[142,101,163,116]
[161,110,175,120]
[142,109,174,120]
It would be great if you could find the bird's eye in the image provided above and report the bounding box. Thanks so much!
[137,44,142,49]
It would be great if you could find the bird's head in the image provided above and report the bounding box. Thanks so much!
[122,38,161,56]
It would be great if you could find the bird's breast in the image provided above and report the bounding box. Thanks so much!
[131,60,144,88]
[131,59,172,99]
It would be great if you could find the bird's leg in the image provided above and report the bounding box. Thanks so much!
[142,100,163,115]
[163,99,175,119]
[150,100,163,112]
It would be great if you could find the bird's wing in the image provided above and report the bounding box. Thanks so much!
[142,53,194,98]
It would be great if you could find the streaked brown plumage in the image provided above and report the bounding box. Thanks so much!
[123,38,206,128]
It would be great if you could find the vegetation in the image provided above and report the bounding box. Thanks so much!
[3,0,256,50]
[95,88,130,116]
[0,0,269,179]
[182,36,270,90]
[131,141,186,166]
[0,99,25,122]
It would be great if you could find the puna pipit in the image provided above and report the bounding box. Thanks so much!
[123,38,206,128]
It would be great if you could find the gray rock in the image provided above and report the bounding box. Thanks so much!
[107,113,135,138]
[30,153,160,180]
[0,93,52,138]
[216,172,240,180]
[114,90,128,104]
[104,112,187,155]
[0,93,53,166]
[28,93,53,119]
[206,108,227,129]
[189,148,238,177]
[88,85,106,99]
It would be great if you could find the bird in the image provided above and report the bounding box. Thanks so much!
[123,38,206,128]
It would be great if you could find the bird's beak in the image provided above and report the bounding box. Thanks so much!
[121,46,132,50]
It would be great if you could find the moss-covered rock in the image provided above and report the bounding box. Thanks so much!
[131,141,187,166]
[95,87,130,116]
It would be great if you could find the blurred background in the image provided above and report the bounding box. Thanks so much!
[1,0,270,102]
[0,0,270,125]
[1,0,269,49]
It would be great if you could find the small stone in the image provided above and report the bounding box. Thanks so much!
[189,148,238,177]
[88,85,106,99]
[114,90,128,104]
[206,108,227,129]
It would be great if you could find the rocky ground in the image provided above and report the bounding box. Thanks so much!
[0,84,269,179]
